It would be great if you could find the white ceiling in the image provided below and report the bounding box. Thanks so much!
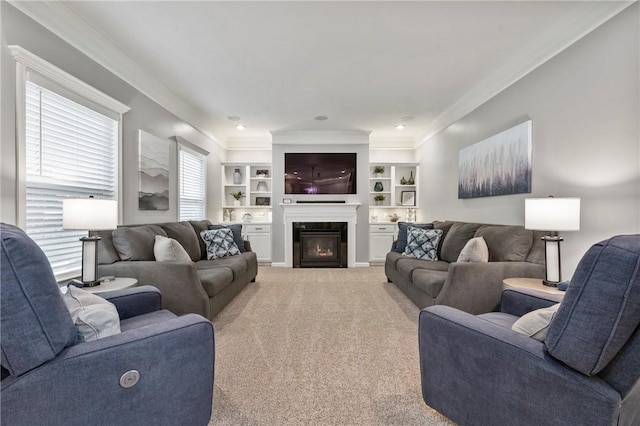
[12,1,633,149]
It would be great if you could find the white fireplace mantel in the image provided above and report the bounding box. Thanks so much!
[280,203,361,267]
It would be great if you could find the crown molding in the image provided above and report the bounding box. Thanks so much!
[369,136,415,150]
[415,1,635,149]
[8,0,227,150]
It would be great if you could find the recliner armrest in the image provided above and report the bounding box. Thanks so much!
[500,288,563,317]
[99,285,162,320]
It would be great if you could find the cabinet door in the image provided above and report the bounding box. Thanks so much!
[247,233,271,262]
[369,233,394,263]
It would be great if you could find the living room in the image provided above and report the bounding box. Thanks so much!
[1,1,639,425]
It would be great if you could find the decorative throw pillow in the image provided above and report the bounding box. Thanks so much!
[153,235,192,263]
[393,222,434,253]
[207,224,245,253]
[62,286,121,342]
[404,227,443,261]
[200,229,241,260]
[512,303,561,342]
[457,236,489,263]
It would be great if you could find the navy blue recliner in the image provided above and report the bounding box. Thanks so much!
[1,223,215,425]
[419,235,640,426]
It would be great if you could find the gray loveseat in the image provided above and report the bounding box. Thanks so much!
[94,220,257,320]
[385,220,546,314]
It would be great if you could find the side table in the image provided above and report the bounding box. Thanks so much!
[82,277,138,294]
[502,278,564,295]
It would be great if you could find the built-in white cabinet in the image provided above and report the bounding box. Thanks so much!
[369,223,396,264]
[243,224,272,263]
[221,163,272,223]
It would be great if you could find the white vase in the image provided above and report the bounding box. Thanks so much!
[256,180,268,192]
[233,200,241,206]
[233,168,242,184]
[374,172,382,178]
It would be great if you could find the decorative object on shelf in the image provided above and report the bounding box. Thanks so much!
[388,214,400,223]
[407,171,415,185]
[407,208,416,222]
[373,194,385,205]
[229,209,236,221]
[256,196,271,206]
[525,196,580,287]
[233,168,242,184]
[256,180,268,192]
[374,181,384,192]
[242,213,253,222]
[138,130,170,211]
[282,198,292,204]
[62,197,117,286]
[401,191,416,206]
[459,120,532,199]
[223,209,230,222]
[229,191,245,206]
[256,169,269,178]
[400,176,407,185]
[373,166,385,178]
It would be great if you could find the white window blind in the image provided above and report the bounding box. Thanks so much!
[179,145,206,220]
[25,80,118,280]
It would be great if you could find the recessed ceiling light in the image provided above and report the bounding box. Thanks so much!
[236,124,246,130]
[314,116,328,121]
[395,124,406,130]
[400,116,414,122]
[228,116,242,121]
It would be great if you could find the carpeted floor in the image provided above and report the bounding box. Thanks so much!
[209,266,455,425]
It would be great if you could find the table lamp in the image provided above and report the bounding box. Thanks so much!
[63,197,117,286]
[525,196,580,286]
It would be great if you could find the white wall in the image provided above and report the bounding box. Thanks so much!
[417,5,640,279]
[1,3,224,226]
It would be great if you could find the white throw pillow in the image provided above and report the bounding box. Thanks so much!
[154,235,192,262]
[63,286,121,342]
[457,236,489,263]
[511,303,561,342]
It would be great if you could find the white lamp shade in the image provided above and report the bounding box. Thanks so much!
[63,198,118,230]
[525,197,580,231]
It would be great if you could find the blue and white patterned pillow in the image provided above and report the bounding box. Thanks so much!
[200,228,240,260]
[404,227,443,261]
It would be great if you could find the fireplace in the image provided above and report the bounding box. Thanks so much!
[293,222,348,268]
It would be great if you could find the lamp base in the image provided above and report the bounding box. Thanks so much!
[81,280,102,287]
[542,279,559,287]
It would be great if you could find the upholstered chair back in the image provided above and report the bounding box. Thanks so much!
[545,235,640,391]
[0,223,76,376]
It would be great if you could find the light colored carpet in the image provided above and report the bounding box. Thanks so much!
[209,266,455,426]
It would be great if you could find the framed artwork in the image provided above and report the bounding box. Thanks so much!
[255,196,271,206]
[458,120,532,199]
[401,191,416,206]
[256,169,270,178]
[138,130,170,210]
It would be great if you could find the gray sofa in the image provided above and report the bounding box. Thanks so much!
[94,220,257,320]
[385,220,546,314]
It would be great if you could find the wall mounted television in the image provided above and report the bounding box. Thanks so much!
[284,153,357,194]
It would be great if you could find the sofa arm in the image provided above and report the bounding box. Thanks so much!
[435,261,545,314]
[243,240,253,252]
[500,288,564,317]
[99,285,162,320]
[1,314,214,426]
[419,306,620,425]
[97,261,210,318]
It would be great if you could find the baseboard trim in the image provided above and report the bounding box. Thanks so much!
[354,262,370,267]
[270,262,287,267]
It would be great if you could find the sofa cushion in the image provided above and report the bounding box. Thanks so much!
[396,258,450,279]
[197,256,248,280]
[198,267,235,297]
[208,224,246,253]
[200,229,241,260]
[91,230,120,264]
[457,236,489,263]
[154,235,192,263]
[158,221,202,262]
[412,269,448,298]
[112,225,167,261]
[62,286,121,342]
[405,228,443,260]
[393,222,434,253]
[189,220,212,260]
[546,235,640,376]
[475,225,532,262]
[512,303,561,342]
[525,230,548,265]
[440,222,482,263]
[1,224,77,376]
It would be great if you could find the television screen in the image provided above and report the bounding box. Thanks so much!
[285,153,357,194]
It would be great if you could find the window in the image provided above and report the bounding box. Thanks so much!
[12,45,130,281]
[179,144,206,220]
